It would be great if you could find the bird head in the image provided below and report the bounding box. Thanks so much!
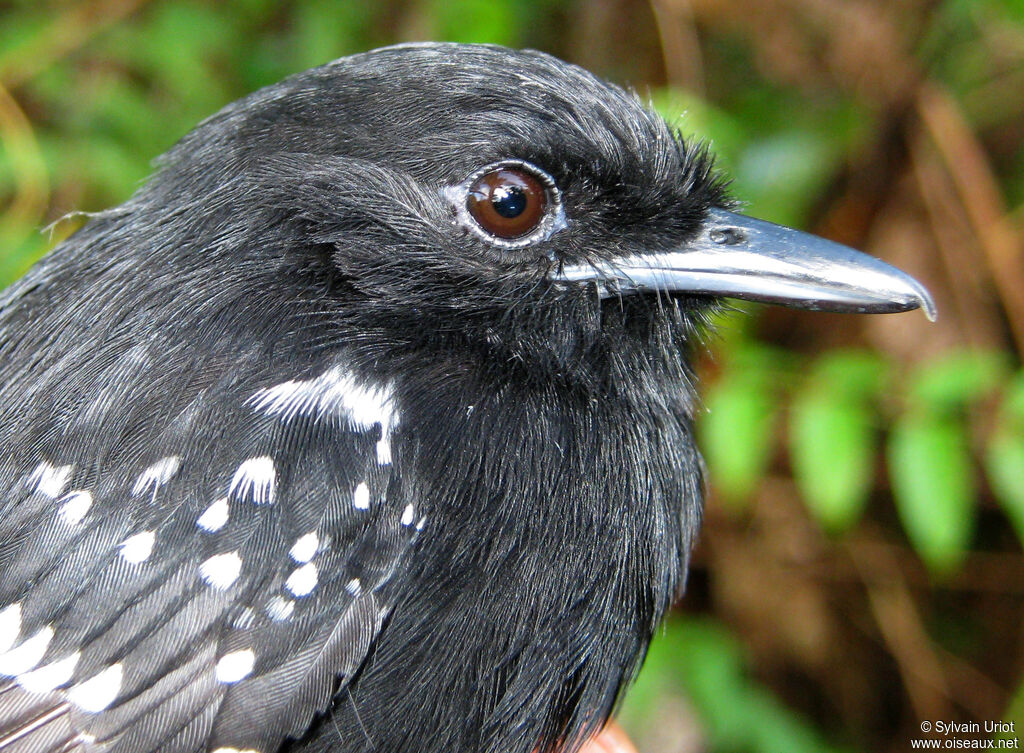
[104,42,932,393]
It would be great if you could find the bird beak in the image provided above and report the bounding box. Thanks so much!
[556,208,937,320]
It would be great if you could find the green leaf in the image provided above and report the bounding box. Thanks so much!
[791,395,875,533]
[1002,0,1024,23]
[427,0,527,46]
[888,414,976,575]
[127,2,235,114]
[806,350,889,398]
[699,346,790,508]
[0,231,50,291]
[790,351,887,532]
[985,433,1024,548]
[746,691,845,753]
[984,375,1024,548]
[70,135,152,205]
[651,89,749,173]
[907,351,1005,412]
[647,620,751,748]
[290,0,374,70]
[736,130,835,227]
[620,618,848,753]
[999,371,1024,421]
[700,370,777,508]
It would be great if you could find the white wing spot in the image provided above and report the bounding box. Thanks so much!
[212,747,261,753]
[376,437,392,465]
[197,497,230,532]
[401,504,415,526]
[131,456,181,496]
[285,563,318,597]
[345,578,362,596]
[68,663,122,712]
[415,516,427,531]
[215,649,255,684]
[57,490,93,525]
[200,552,242,590]
[289,532,319,563]
[119,531,155,564]
[0,603,21,654]
[16,651,80,693]
[249,366,397,425]
[229,457,276,505]
[353,482,370,510]
[28,462,73,498]
[267,596,294,622]
[0,626,54,676]
[248,367,399,465]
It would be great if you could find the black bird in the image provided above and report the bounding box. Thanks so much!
[0,43,933,753]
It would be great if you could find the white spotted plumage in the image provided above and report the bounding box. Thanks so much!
[57,490,93,525]
[200,552,243,590]
[197,497,230,532]
[267,596,295,621]
[353,482,370,510]
[249,366,398,431]
[15,651,79,694]
[0,625,53,676]
[249,367,400,466]
[67,663,123,713]
[229,456,277,505]
[232,607,257,630]
[131,456,181,496]
[119,530,156,563]
[289,532,319,563]
[285,563,318,597]
[27,462,73,498]
[0,387,418,752]
[215,649,255,684]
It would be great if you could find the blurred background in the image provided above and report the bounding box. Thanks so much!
[0,1,1022,750]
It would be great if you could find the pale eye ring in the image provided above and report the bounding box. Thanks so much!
[447,160,566,248]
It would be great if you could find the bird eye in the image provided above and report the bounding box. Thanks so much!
[466,167,548,240]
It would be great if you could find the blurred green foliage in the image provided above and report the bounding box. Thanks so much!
[1,1,1022,751]
[619,619,849,753]
[790,351,888,532]
[701,345,1024,572]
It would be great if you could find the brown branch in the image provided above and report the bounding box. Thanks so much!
[916,82,1024,355]
[845,534,952,722]
[649,0,706,96]
[908,125,1006,350]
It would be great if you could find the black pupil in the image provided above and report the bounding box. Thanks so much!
[491,185,527,218]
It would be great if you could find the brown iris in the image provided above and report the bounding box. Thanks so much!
[466,167,547,240]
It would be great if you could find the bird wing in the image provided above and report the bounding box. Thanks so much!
[0,355,416,753]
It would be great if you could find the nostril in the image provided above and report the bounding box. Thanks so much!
[708,226,745,245]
